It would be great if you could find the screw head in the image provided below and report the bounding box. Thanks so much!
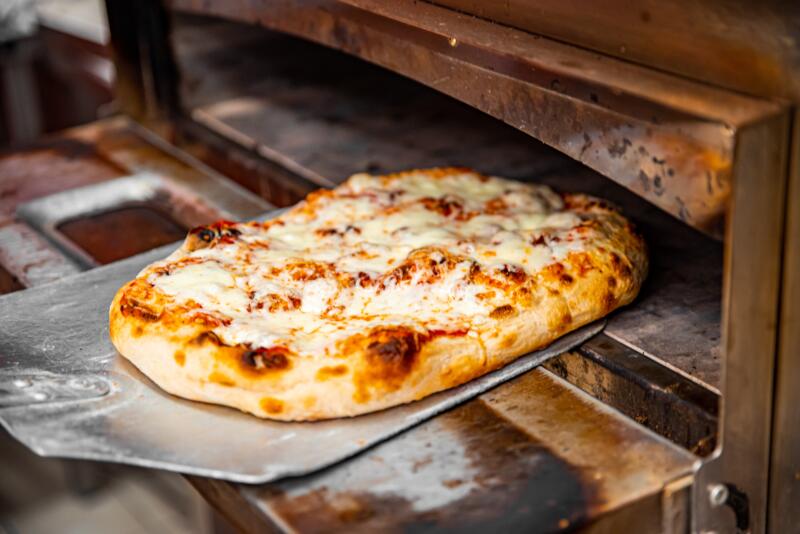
[708,483,729,507]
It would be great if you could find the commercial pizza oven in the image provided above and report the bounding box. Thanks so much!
[1,1,798,532]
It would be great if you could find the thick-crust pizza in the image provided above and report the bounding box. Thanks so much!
[110,168,647,421]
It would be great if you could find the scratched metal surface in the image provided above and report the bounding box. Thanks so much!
[192,369,695,532]
[0,237,602,483]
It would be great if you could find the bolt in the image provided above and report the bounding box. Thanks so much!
[708,483,729,507]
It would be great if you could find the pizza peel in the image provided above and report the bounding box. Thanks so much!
[0,223,604,484]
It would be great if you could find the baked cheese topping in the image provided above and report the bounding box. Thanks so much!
[144,169,616,356]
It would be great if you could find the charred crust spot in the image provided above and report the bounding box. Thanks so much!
[498,264,527,283]
[242,347,291,372]
[316,365,349,381]
[188,221,241,249]
[603,291,617,311]
[607,275,618,289]
[208,371,234,386]
[315,225,362,238]
[356,272,373,288]
[197,228,216,242]
[542,262,571,287]
[190,331,221,346]
[489,304,516,319]
[174,350,186,366]
[531,235,547,246]
[367,333,419,372]
[352,326,422,402]
[260,397,284,414]
[315,227,341,237]
[610,252,633,277]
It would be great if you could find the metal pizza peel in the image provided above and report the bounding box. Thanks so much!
[0,213,604,484]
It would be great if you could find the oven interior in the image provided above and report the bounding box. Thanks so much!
[168,13,723,451]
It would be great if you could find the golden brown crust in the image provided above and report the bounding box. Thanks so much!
[109,170,647,421]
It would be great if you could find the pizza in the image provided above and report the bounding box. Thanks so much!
[110,168,647,421]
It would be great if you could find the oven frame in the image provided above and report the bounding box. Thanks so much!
[103,1,796,531]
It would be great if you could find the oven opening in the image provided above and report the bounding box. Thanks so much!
[57,204,187,265]
[167,13,722,455]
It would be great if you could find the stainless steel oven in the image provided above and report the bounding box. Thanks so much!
[3,1,798,532]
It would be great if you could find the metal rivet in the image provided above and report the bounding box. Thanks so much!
[448,37,458,47]
[708,483,729,507]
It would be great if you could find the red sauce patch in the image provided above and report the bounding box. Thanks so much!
[484,198,508,214]
[419,196,470,220]
[119,294,161,322]
[262,293,302,313]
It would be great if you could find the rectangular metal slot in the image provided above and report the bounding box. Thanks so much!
[16,172,223,269]
[57,205,187,265]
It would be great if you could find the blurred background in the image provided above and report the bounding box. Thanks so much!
[0,1,223,532]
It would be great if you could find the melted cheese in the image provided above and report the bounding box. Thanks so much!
[156,262,250,312]
[149,170,599,353]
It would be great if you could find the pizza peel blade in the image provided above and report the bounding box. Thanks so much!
[0,242,604,484]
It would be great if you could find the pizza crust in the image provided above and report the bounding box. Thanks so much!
[109,169,647,421]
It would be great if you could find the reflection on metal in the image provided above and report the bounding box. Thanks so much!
[692,112,790,532]
[192,370,695,532]
[770,111,800,534]
[0,374,111,408]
